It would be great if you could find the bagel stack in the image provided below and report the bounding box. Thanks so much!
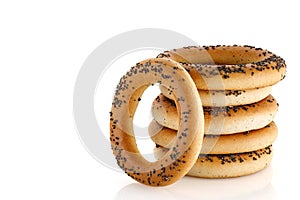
[150,45,286,178]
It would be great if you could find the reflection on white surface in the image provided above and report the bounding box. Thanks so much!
[115,166,275,200]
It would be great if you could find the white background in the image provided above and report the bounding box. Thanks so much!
[0,0,299,199]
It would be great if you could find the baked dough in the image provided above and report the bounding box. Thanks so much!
[154,145,273,178]
[149,120,277,154]
[160,85,272,106]
[110,58,204,186]
[151,94,278,134]
[157,45,286,90]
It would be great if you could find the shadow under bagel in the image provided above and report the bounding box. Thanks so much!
[115,166,274,200]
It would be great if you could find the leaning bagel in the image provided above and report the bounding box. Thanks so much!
[160,85,272,106]
[154,146,273,178]
[157,45,286,90]
[110,58,204,186]
[151,94,278,135]
[149,120,278,154]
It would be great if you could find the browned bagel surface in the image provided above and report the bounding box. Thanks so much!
[149,120,277,154]
[157,45,286,90]
[152,94,278,135]
[154,145,273,178]
[160,85,272,106]
[110,58,204,186]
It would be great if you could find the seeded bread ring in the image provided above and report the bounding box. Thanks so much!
[154,146,273,178]
[149,120,277,154]
[157,45,286,90]
[160,85,272,107]
[152,94,278,135]
[110,58,204,186]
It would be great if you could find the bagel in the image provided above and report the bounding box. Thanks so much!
[110,58,205,186]
[151,94,278,135]
[160,85,272,106]
[157,45,286,90]
[154,145,273,178]
[149,120,278,154]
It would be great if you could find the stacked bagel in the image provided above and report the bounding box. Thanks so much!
[150,45,286,178]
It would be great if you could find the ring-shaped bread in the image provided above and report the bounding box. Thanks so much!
[149,120,277,154]
[159,85,272,106]
[154,145,273,178]
[110,58,204,186]
[157,45,286,90]
[151,94,278,135]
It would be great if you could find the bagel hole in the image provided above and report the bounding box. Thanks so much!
[179,47,269,65]
[133,84,161,162]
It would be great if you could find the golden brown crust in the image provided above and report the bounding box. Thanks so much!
[157,45,286,90]
[149,120,277,154]
[154,146,273,178]
[160,85,272,106]
[151,94,278,135]
[110,58,204,186]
